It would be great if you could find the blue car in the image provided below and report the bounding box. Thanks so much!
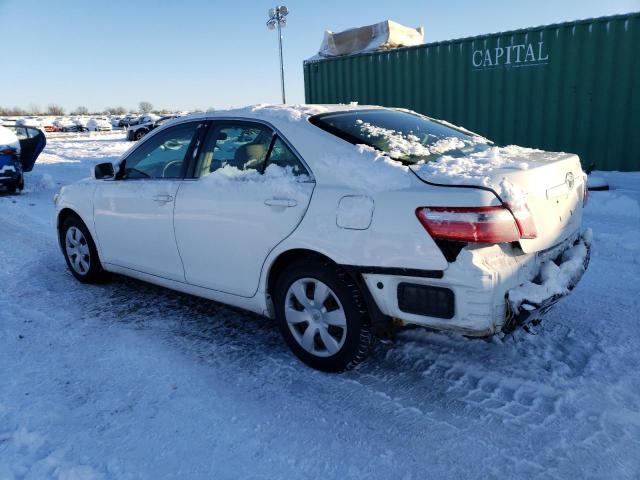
[0,125,46,193]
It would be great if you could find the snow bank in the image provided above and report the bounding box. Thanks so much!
[586,191,640,218]
[508,229,592,313]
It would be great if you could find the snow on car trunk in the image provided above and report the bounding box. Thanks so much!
[412,146,586,253]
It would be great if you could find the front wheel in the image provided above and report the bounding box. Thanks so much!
[273,257,374,372]
[61,215,105,283]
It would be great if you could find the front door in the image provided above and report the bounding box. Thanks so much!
[93,121,201,281]
[174,121,315,297]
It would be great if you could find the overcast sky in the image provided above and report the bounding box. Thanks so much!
[1,0,637,112]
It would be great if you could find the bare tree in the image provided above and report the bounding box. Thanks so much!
[72,106,89,115]
[28,104,41,115]
[139,101,153,114]
[46,104,65,116]
[114,106,127,115]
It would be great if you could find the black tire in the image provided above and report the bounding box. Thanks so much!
[135,129,147,141]
[60,214,105,283]
[17,175,24,191]
[273,257,375,372]
[6,182,17,194]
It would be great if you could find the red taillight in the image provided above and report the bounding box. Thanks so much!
[416,205,536,244]
[0,148,17,156]
[506,203,538,239]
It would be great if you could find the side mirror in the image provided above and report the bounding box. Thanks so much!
[94,162,115,180]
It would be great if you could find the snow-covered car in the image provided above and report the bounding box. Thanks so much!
[16,118,42,128]
[0,124,46,193]
[87,117,112,132]
[127,115,179,141]
[53,105,590,372]
[69,117,89,132]
[118,115,141,128]
[54,118,77,132]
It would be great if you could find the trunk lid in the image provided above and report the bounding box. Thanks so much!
[411,149,586,253]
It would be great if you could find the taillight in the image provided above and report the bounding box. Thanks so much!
[416,205,536,244]
[0,148,17,156]
[506,203,537,239]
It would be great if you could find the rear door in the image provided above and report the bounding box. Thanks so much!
[93,121,203,281]
[15,127,46,172]
[174,121,315,297]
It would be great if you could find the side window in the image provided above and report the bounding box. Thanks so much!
[15,127,28,140]
[266,138,308,176]
[195,123,273,178]
[122,122,198,179]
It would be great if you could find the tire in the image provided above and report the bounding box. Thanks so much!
[17,175,24,191]
[135,129,147,141]
[6,182,17,194]
[273,257,375,372]
[60,214,105,283]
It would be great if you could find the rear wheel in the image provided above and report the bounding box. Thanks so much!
[135,129,147,141]
[61,215,105,283]
[273,257,374,372]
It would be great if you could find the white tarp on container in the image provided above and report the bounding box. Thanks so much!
[314,20,424,58]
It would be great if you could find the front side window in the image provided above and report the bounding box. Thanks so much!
[309,109,492,165]
[195,123,273,178]
[121,122,198,179]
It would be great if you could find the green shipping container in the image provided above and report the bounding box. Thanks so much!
[304,13,640,171]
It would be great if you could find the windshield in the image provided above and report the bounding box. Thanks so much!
[309,109,492,164]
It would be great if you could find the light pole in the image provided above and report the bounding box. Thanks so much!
[266,5,288,104]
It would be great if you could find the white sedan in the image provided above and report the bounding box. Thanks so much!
[54,105,590,371]
[87,117,112,132]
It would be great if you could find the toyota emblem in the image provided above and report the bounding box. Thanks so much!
[565,172,575,189]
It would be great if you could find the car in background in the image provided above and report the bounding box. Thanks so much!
[0,124,46,193]
[87,117,112,132]
[118,115,140,128]
[53,105,590,371]
[110,116,122,128]
[16,118,42,129]
[126,115,179,141]
[69,117,89,132]
[42,119,57,133]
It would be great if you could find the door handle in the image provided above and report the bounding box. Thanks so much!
[264,198,297,208]
[153,194,174,203]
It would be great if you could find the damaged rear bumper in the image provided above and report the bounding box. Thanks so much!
[505,229,592,328]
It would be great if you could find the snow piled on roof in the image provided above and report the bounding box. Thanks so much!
[225,104,331,122]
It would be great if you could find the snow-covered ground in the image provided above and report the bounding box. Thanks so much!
[1,133,639,479]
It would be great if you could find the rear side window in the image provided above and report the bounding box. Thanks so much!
[195,123,273,178]
[266,138,308,176]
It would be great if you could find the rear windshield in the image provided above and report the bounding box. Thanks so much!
[309,109,492,165]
